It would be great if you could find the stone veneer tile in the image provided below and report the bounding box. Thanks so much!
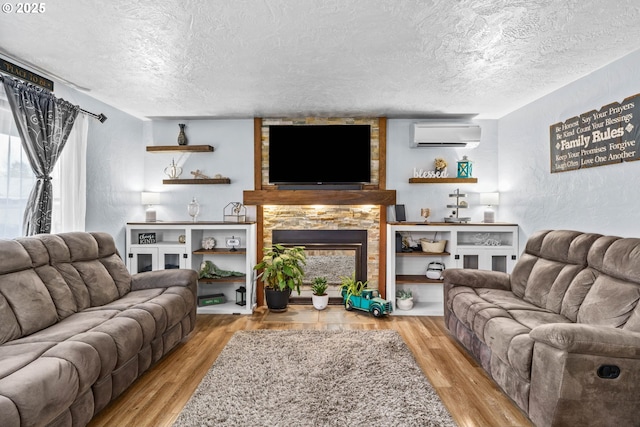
[263,205,380,289]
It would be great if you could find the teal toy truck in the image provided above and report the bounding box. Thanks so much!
[342,288,393,317]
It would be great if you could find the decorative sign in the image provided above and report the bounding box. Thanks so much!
[0,58,54,91]
[413,167,449,178]
[138,233,156,244]
[550,93,640,173]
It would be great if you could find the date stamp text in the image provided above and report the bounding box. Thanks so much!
[2,3,46,13]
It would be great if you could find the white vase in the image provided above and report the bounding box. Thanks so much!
[312,294,329,310]
[396,297,414,310]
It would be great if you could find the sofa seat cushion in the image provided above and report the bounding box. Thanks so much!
[0,342,56,380]
[84,288,165,311]
[0,356,82,427]
[87,286,194,337]
[5,310,120,345]
[90,317,144,369]
[477,289,551,312]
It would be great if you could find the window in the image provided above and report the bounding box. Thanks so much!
[0,94,34,238]
[0,133,35,238]
[0,85,87,238]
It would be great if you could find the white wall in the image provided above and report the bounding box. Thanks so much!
[140,119,255,224]
[498,48,640,247]
[386,119,499,223]
[53,85,145,255]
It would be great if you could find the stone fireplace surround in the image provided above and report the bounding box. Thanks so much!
[245,117,395,306]
[263,205,380,289]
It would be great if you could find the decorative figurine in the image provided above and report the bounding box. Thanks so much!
[202,237,216,250]
[164,158,182,179]
[342,288,393,317]
[434,157,448,174]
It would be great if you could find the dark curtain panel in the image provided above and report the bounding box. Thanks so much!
[2,77,79,235]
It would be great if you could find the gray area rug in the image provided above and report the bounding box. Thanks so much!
[173,329,456,427]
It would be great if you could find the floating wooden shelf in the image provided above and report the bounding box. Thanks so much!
[146,145,214,152]
[163,178,231,185]
[396,275,443,284]
[396,251,451,257]
[243,189,396,205]
[193,248,246,255]
[198,275,246,283]
[408,178,478,184]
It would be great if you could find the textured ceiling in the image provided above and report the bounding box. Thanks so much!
[1,0,639,119]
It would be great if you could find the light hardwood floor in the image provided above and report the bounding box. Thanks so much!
[88,306,533,427]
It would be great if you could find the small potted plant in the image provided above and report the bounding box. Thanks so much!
[396,289,414,310]
[310,276,329,310]
[338,272,368,307]
[254,244,306,312]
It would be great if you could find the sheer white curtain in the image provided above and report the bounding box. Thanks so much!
[0,83,35,238]
[51,114,88,233]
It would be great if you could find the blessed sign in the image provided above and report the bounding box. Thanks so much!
[550,93,640,173]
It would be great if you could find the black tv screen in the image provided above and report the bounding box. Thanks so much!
[268,125,371,185]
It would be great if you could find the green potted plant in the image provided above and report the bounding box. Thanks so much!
[310,276,329,310]
[338,272,368,307]
[396,288,414,310]
[254,243,306,312]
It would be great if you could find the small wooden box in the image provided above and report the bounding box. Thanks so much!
[198,293,226,306]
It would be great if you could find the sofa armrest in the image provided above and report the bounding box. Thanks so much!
[530,323,640,358]
[131,269,198,291]
[442,268,511,291]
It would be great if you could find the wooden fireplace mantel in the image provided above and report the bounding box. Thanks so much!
[243,189,396,206]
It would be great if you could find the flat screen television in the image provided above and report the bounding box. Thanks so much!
[268,125,371,185]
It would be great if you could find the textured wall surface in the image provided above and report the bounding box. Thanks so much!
[498,49,640,248]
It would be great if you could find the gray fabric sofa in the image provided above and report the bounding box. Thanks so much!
[444,229,640,427]
[0,232,197,427]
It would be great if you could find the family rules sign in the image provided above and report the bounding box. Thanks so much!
[550,93,640,173]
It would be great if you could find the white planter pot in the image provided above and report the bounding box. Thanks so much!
[312,294,329,310]
[396,297,414,310]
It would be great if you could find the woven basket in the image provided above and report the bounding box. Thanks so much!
[420,239,447,253]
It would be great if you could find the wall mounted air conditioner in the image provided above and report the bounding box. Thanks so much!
[410,122,481,148]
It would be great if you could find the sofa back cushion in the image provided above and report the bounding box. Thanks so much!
[511,230,602,315]
[578,236,640,331]
[0,239,58,344]
[0,232,132,344]
[41,232,132,311]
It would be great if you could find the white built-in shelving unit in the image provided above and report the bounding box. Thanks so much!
[125,222,256,314]
[386,222,518,316]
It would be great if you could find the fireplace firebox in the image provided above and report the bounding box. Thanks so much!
[272,230,368,285]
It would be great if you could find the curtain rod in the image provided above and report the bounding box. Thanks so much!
[0,73,107,123]
[79,108,107,123]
